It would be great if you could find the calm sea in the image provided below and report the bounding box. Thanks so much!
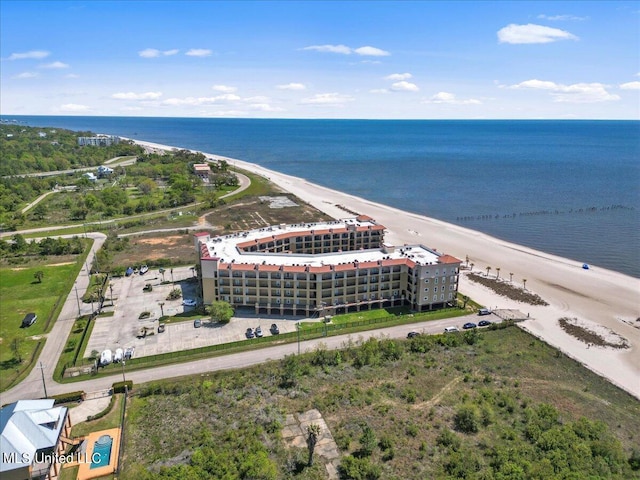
[4,116,639,278]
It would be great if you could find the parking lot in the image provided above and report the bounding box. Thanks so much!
[83,266,309,360]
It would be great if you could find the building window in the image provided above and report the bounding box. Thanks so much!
[435,278,438,284]
[433,295,437,302]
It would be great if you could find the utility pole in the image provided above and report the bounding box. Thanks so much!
[297,322,301,355]
[38,362,48,398]
[74,284,81,316]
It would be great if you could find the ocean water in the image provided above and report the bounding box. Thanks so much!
[3,116,639,278]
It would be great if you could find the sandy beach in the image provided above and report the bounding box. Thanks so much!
[133,139,640,400]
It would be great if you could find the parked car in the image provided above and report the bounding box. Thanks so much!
[463,322,477,329]
[139,265,149,275]
[407,331,421,338]
[182,299,197,307]
[99,349,113,366]
[158,323,166,333]
[194,319,202,328]
[478,308,491,316]
[246,328,255,339]
[124,347,135,360]
[478,320,492,327]
[270,324,280,335]
[255,326,263,337]
[444,326,459,333]
[21,313,37,328]
[113,348,123,363]
[125,266,134,276]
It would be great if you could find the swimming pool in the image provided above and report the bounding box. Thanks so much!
[90,434,113,469]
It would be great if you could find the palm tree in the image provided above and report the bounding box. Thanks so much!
[307,423,321,467]
[159,302,165,317]
[496,267,501,279]
[509,272,514,282]
[523,278,527,290]
[486,266,491,277]
[462,295,469,309]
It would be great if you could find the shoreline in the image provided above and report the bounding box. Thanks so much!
[131,138,640,400]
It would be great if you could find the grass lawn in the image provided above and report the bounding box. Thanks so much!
[0,261,82,391]
[71,394,123,438]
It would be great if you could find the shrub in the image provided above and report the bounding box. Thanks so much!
[52,391,84,404]
[454,404,480,434]
[339,455,381,480]
[359,425,377,457]
[112,380,133,393]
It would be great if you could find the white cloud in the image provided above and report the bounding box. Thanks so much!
[59,103,90,112]
[497,23,578,44]
[390,81,419,92]
[139,48,161,58]
[620,81,640,90]
[300,92,354,106]
[41,61,69,69]
[302,44,352,54]
[353,46,390,57]
[212,85,237,93]
[139,48,179,58]
[185,48,212,57]
[423,92,481,105]
[370,89,389,94]
[509,79,620,102]
[161,94,240,106]
[302,44,389,56]
[277,82,306,91]
[65,73,79,79]
[13,72,39,79]
[243,96,270,103]
[385,73,412,81]
[537,14,588,21]
[112,91,163,100]
[249,103,285,112]
[9,50,50,60]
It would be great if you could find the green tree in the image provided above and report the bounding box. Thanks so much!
[34,270,44,283]
[210,301,234,323]
[307,423,321,467]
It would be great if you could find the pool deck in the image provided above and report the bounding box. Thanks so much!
[71,427,121,480]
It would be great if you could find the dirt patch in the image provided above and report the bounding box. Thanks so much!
[559,317,629,349]
[46,262,75,267]
[135,236,183,246]
[467,272,549,306]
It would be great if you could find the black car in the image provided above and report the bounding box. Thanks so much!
[463,322,477,329]
[270,323,280,335]
[246,328,255,339]
[21,313,37,328]
[478,320,492,327]
[407,331,421,339]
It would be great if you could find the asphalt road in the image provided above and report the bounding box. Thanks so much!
[0,312,480,404]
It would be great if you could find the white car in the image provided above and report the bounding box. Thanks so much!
[182,299,197,307]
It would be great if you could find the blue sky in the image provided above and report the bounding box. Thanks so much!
[1,1,638,119]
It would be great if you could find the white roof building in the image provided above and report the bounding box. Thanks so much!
[1,399,71,480]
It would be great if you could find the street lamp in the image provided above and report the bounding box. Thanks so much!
[297,322,301,355]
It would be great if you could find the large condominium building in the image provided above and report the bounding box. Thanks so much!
[195,216,461,317]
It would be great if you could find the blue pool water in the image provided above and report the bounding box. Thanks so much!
[90,434,113,469]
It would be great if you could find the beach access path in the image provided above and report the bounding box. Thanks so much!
[136,139,640,399]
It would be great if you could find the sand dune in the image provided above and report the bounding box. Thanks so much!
[132,139,640,400]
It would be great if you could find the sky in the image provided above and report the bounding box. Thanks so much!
[1,0,639,119]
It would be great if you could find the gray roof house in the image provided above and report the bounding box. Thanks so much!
[1,399,72,480]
